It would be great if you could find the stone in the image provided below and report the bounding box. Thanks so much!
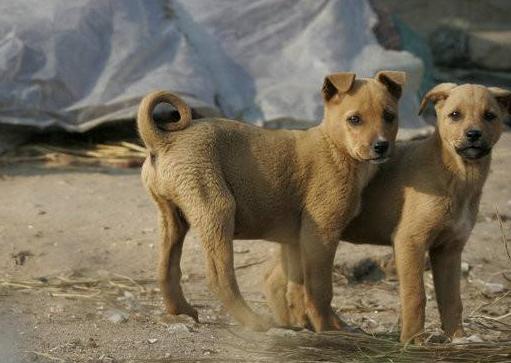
[117,291,141,311]
[429,26,470,67]
[265,328,297,337]
[483,282,505,296]
[452,334,484,344]
[461,262,470,276]
[167,323,191,334]
[469,31,511,71]
[104,309,129,323]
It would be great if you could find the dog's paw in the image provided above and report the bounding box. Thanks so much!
[166,302,199,323]
[400,331,428,345]
[326,311,347,331]
[186,307,199,323]
[245,315,274,332]
[306,309,343,332]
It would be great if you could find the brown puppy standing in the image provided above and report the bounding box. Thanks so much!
[137,71,405,331]
[264,83,511,342]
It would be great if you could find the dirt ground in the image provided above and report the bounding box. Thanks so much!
[1,132,511,362]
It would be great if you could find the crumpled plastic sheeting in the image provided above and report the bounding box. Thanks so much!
[0,0,425,132]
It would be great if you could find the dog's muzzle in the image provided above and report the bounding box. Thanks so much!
[455,141,491,160]
[368,156,390,164]
[367,141,391,164]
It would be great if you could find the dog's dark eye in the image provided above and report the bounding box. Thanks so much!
[383,110,396,123]
[448,111,461,121]
[347,115,361,126]
[483,111,496,122]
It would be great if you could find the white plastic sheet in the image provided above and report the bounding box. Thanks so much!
[0,0,425,132]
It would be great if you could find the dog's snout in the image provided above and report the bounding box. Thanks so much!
[466,129,482,142]
[373,141,389,155]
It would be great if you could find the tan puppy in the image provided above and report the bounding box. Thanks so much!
[137,71,405,331]
[264,83,511,341]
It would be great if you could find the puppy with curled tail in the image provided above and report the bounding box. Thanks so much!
[138,71,405,331]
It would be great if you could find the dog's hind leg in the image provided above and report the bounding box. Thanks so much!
[196,196,273,331]
[155,196,198,321]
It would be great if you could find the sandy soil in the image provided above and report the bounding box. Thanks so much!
[1,133,511,362]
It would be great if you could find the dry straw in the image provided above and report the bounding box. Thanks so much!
[0,141,146,168]
[2,273,510,362]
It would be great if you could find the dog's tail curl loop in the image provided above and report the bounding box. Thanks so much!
[137,90,192,148]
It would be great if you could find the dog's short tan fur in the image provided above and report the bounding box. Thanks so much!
[137,71,405,331]
[264,83,511,342]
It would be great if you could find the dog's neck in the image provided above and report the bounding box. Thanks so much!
[316,126,362,168]
[432,130,491,190]
[315,125,377,185]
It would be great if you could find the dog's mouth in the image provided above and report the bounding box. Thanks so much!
[367,156,390,164]
[455,143,491,160]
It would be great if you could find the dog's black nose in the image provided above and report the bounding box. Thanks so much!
[466,129,482,142]
[373,141,389,155]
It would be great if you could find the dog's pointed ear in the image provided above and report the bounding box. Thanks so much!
[418,83,458,115]
[322,72,356,101]
[376,71,406,100]
[488,87,511,115]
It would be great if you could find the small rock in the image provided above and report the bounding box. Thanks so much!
[429,26,470,67]
[469,31,511,71]
[50,305,64,314]
[483,282,505,296]
[424,329,449,344]
[98,354,115,363]
[117,291,141,311]
[467,334,484,343]
[147,338,158,344]
[167,323,190,334]
[104,309,129,323]
[11,250,33,266]
[461,262,470,276]
[452,334,484,344]
[349,258,385,283]
[360,317,379,330]
[265,328,297,337]
[88,337,98,348]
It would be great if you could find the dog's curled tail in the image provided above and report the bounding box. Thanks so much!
[137,90,192,148]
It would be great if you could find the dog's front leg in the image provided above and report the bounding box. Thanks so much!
[300,221,342,332]
[264,245,292,326]
[285,244,309,328]
[394,236,427,343]
[430,241,465,338]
